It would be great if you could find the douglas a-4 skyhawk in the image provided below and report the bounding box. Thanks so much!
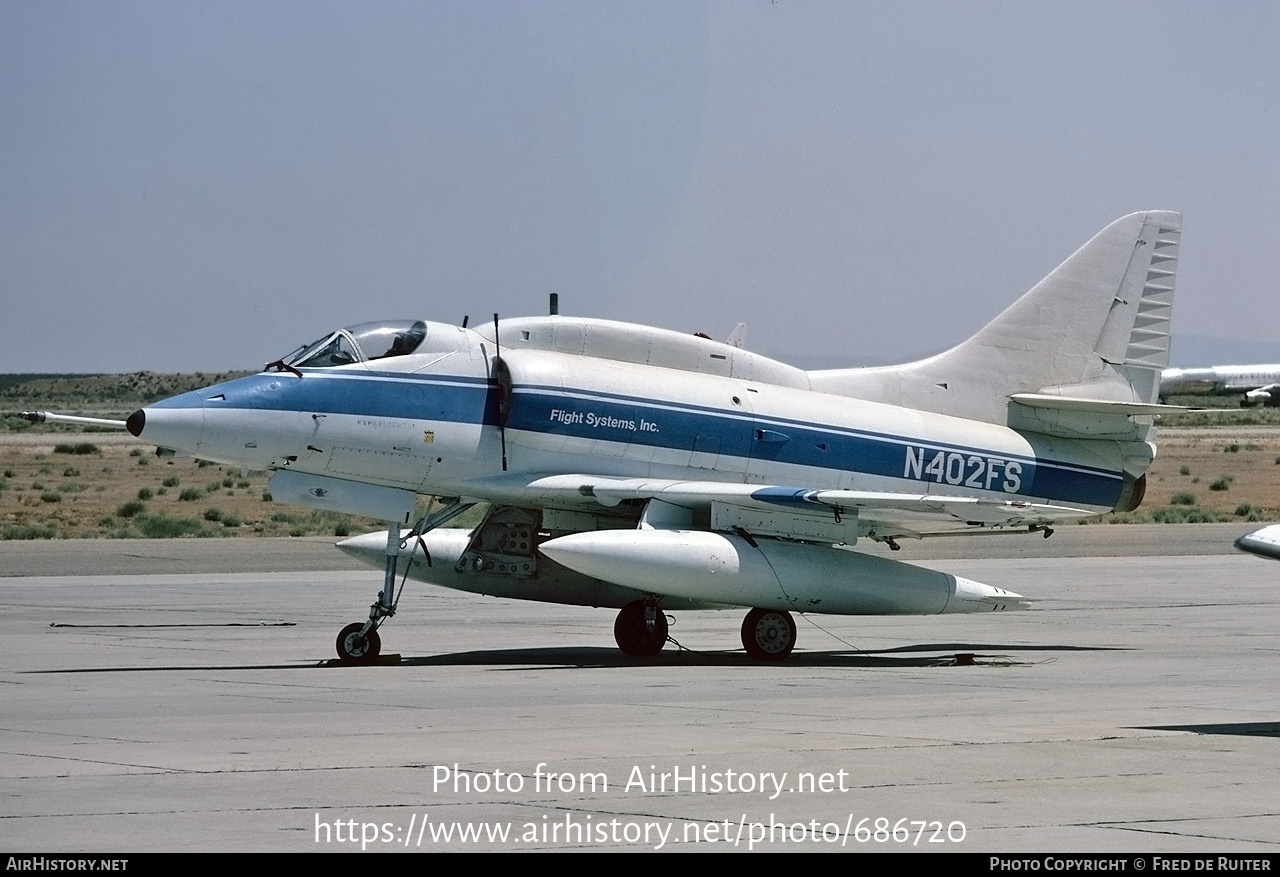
[35,211,1185,662]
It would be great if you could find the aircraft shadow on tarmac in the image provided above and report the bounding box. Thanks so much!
[26,641,1126,674]
[390,641,1125,670]
[1132,722,1280,738]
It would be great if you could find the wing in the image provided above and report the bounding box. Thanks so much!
[501,474,1095,544]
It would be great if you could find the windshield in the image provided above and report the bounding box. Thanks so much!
[281,320,428,369]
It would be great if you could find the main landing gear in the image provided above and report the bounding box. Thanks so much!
[740,608,797,661]
[613,599,669,657]
[611,601,799,661]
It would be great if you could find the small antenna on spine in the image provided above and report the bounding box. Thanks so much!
[549,293,559,315]
[493,313,508,472]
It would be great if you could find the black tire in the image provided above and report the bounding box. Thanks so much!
[613,600,668,657]
[336,622,381,664]
[741,608,796,660]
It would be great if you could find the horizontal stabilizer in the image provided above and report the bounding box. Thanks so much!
[1008,394,1195,416]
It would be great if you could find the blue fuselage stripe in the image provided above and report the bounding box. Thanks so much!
[156,371,1123,507]
[507,385,1122,507]
[153,371,499,424]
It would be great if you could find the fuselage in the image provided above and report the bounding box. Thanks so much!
[129,317,1142,519]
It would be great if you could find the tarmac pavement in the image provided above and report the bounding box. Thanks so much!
[1,526,1277,852]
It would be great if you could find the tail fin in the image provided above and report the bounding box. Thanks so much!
[809,211,1181,431]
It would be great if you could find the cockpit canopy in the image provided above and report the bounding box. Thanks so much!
[281,321,428,369]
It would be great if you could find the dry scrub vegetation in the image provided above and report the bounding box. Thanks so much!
[0,439,390,539]
[2,372,389,539]
[1116,432,1280,524]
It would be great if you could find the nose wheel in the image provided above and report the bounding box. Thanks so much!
[336,622,382,663]
[741,608,796,660]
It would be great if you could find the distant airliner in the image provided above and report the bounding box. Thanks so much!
[1160,365,1280,407]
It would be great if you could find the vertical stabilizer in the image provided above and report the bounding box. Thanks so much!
[808,211,1181,427]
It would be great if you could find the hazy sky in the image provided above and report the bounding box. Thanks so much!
[4,1,1279,373]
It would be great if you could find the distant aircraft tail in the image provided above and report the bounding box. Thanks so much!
[808,210,1182,435]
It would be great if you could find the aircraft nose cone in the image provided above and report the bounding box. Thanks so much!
[126,409,145,437]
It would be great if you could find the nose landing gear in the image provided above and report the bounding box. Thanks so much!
[333,499,475,664]
[336,622,382,663]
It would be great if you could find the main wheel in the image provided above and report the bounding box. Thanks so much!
[613,600,669,657]
[336,622,382,664]
[741,608,796,660]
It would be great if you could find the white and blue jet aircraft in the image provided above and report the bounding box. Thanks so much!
[107,211,1183,662]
